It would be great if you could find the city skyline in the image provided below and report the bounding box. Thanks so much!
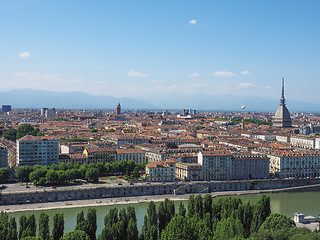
[1,1,320,104]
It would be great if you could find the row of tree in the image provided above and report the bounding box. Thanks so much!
[15,160,146,185]
[0,195,319,240]
[1,123,43,141]
[0,211,64,240]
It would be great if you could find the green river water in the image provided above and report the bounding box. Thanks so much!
[6,191,320,236]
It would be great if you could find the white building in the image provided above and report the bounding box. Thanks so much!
[269,152,320,178]
[198,151,269,180]
[290,136,315,149]
[198,151,233,181]
[115,149,146,164]
[17,135,59,166]
[146,159,176,182]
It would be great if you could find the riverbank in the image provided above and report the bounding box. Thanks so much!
[2,182,319,213]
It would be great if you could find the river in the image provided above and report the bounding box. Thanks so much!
[6,191,320,236]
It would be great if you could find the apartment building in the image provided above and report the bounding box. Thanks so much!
[59,154,88,165]
[17,135,59,166]
[146,159,176,182]
[198,151,233,180]
[198,151,269,181]
[83,147,116,163]
[0,138,16,168]
[0,147,8,168]
[231,155,269,179]
[175,162,203,181]
[290,136,315,149]
[269,151,320,178]
[115,149,145,164]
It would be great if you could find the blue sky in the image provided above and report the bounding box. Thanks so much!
[1,0,320,103]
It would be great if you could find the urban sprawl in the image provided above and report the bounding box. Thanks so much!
[1,81,320,186]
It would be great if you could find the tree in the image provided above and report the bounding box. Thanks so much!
[46,170,59,185]
[142,201,158,240]
[203,194,212,216]
[62,230,90,240]
[27,215,36,237]
[0,168,10,183]
[39,213,49,240]
[16,166,33,182]
[158,202,166,233]
[119,209,128,236]
[19,215,28,239]
[0,212,9,240]
[259,213,295,232]
[160,215,193,240]
[127,206,137,223]
[29,168,47,185]
[16,124,35,139]
[7,217,18,240]
[127,218,138,240]
[2,128,17,141]
[187,195,195,217]
[86,208,97,240]
[241,201,253,237]
[132,166,140,179]
[178,202,186,217]
[53,213,64,240]
[76,211,87,233]
[104,208,118,227]
[214,217,245,239]
[250,195,271,233]
[194,194,203,219]
[85,168,99,182]
[90,129,98,133]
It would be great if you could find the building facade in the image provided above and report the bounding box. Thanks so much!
[17,136,59,166]
[269,153,320,178]
[83,147,116,163]
[2,105,11,113]
[115,149,146,164]
[0,147,8,168]
[175,162,203,181]
[146,159,176,182]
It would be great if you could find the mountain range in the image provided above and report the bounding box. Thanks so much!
[0,89,319,112]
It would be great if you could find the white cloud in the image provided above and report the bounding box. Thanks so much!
[96,81,106,85]
[189,19,197,24]
[151,80,163,84]
[213,71,236,77]
[19,52,31,58]
[156,84,178,90]
[99,66,105,70]
[240,71,252,75]
[186,83,208,87]
[128,69,148,77]
[239,82,257,88]
[189,73,200,77]
[15,72,39,77]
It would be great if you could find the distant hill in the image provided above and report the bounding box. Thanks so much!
[0,89,319,112]
[0,89,154,109]
[146,94,320,112]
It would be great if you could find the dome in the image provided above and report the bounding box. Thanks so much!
[272,78,292,128]
[273,105,292,127]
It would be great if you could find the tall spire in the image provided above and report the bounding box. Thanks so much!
[280,78,285,106]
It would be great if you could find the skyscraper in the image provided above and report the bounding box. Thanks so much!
[2,105,11,113]
[273,78,292,128]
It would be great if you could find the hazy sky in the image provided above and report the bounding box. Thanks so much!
[1,0,319,102]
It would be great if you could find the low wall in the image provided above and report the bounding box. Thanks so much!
[1,178,320,205]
